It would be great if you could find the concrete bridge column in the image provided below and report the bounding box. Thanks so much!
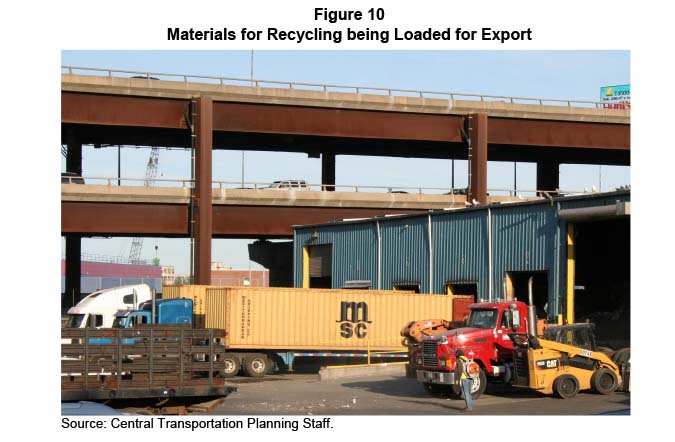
[322,153,336,191]
[63,234,81,310]
[468,113,488,204]
[536,161,560,195]
[248,240,293,287]
[193,96,213,285]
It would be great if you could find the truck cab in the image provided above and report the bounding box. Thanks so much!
[411,301,530,399]
[64,284,153,329]
[86,299,193,346]
[112,298,193,329]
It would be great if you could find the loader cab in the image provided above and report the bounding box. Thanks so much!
[543,323,598,351]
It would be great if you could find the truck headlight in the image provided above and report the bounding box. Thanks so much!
[416,358,422,365]
[440,360,446,367]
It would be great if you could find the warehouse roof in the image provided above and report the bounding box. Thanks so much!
[292,189,630,230]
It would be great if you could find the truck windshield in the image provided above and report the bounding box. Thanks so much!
[112,317,128,328]
[65,314,86,328]
[467,309,498,329]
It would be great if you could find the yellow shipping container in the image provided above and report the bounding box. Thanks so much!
[162,285,417,328]
[205,287,453,351]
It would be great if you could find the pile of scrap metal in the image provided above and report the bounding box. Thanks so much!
[400,319,463,347]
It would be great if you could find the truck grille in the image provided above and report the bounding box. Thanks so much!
[513,350,529,385]
[422,340,438,366]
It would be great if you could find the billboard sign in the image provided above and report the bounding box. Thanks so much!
[600,84,630,110]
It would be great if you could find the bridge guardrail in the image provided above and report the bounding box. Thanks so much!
[62,66,618,109]
[61,176,602,198]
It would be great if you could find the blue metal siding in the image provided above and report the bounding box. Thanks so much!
[294,223,378,289]
[490,205,558,302]
[292,191,629,315]
[432,211,488,297]
[380,217,430,293]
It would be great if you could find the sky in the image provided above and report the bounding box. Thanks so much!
[61,50,630,274]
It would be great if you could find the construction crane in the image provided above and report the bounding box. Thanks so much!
[129,147,159,264]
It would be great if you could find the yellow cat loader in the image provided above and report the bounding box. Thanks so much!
[509,276,630,398]
[510,333,627,398]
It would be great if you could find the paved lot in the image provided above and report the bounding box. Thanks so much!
[211,373,630,416]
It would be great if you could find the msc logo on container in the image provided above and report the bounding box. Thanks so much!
[336,301,372,339]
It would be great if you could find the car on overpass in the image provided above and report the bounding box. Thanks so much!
[61,172,85,184]
[265,180,310,190]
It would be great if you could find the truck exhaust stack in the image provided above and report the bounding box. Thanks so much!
[527,276,537,337]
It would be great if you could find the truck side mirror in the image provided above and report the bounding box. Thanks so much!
[507,304,521,330]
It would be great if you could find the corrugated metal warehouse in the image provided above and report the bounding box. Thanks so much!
[293,190,630,348]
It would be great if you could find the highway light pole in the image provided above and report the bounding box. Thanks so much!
[241,50,254,188]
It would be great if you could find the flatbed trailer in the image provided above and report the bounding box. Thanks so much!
[61,326,236,401]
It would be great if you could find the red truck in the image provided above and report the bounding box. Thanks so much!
[409,300,532,399]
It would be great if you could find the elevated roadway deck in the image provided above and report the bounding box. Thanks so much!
[62,73,629,124]
[61,184,539,237]
[60,68,629,294]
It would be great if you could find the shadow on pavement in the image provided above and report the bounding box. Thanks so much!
[341,376,442,399]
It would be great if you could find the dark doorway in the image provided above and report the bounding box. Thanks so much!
[508,271,549,320]
[308,244,333,288]
[393,281,421,293]
[573,218,630,349]
[446,282,478,297]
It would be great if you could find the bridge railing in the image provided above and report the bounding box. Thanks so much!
[62,176,605,198]
[62,66,613,109]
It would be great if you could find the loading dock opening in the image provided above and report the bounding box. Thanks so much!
[572,218,630,349]
[303,244,333,288]
[507,271,549,320]
[446,282,478,297]
[393,281,421,293]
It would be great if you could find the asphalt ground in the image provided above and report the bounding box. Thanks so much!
[208,372,630,416]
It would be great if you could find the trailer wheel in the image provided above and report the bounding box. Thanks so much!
[243,354,269,378]
[553,374,579,399]
[221,355,240,378]
[591,368,618,395]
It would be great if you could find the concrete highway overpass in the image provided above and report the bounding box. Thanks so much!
[61,68,630,301]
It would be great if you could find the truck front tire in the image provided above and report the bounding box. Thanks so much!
[450,368,487,400]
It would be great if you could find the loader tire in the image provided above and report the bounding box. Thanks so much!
[597,347,613,357]
[243,354,269,378]
[553,374,579,399]
[591,368,618,395]
[612,348,631,367]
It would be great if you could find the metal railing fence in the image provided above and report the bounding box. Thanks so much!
[62,175,605,198]
[62,66,614,109]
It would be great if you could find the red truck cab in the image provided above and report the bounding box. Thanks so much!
[411,301,530,399]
